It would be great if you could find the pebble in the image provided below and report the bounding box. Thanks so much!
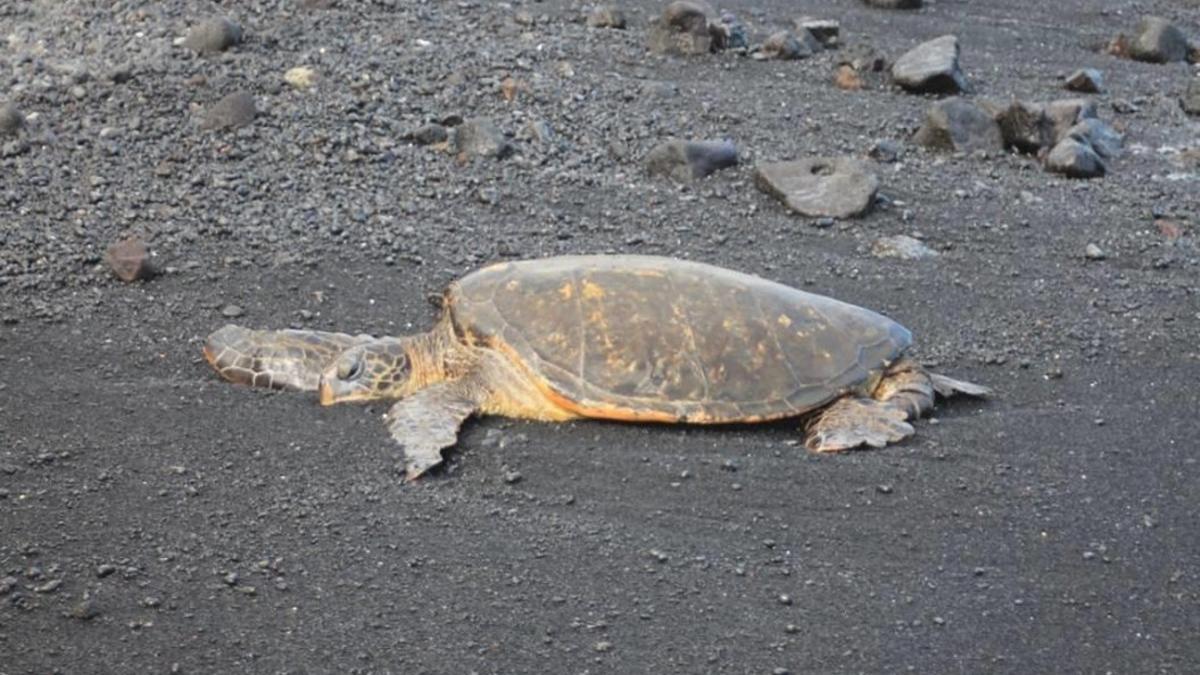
[869,139,902,163]
[502,468,523,484]
[0,103,24,136]
[1065,68,1104,94]
[284,67,318,90]
[754,31,816,61]
[587,6,627,30]
[795,18,839,48]
[454,118,513,160]
[1045,138,1105,179]
[892,35,968,94]
[914,98,1003,153]
[594,640,613,652]
[105,236,155,282]
[0,576,17,595]
[863,0,921,8]
[221,304,245,318]
[70,597,101,621]
[1085,243,1106,260]
[754,158,879,219]
[1066,119,1122,160]
[873,235,939,260]
[994,100,1050,153]
[644,139,738,182]
[1044,99,1097,145]
[834,44,886,91]
[183,17,243,54]
[1182,79,1200,116]
[96,564,116,577]
[407,123,449,146]
[34,579,62,593]
[202,92,257,131]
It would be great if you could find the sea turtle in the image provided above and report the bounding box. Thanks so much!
[204,255,988,480]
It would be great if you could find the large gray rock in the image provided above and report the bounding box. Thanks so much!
[201,92,256,130]
[914,98,1003,153]
[1183,79,1200,116]
[1045,138,1105,179]
[994,100,1051,153]
[1066,119,1122,160]
[645,139,738,181]
[754,158,879,219]
[647,1,714,56]
[1128,16,1189,64]
[1044,98,1097,144]
[892,35,968,94]
[183,17,243,54]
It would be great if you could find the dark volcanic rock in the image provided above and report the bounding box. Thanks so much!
[183,17,243,54]
[1066,118,1122,160]
[1045,137,1105,178]
[892,35,968,94]
[645,139,738,181]
[754,31,816,61]
[914,98,1003,153]
[455,118,513,159]
[407,123,449,146]
[105,237,155,282]
[202,92,256,130]
[795,18,839,48]
[1127,16,1189,64]
[647,1,713,56]
[587,6,627,29]
[1183,79,1200,116]
[863,0,922,8]
[834,44,887,90]
[1065,68,1104,94]
[1044,98,1097,144]
[0,103,23,136]
[754,158,879,219]
[995,100,1051,153]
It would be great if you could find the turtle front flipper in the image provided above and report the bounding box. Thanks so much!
[385,380,482,481]
[204,325,374,392]
[804,397,916,452]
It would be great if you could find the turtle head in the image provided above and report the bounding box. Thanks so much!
[318,338,412,405]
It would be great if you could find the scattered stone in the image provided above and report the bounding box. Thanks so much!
[795,18,839,48]
[1065,68,1103,94]
[0,103,24,136]
[754,158,879,219]
[183,17,243,54]
[454,118,513,160]
[1085,243,1106,260]
[873,235,939,260]
[221,304,245,318]
[202,92,256,131]
[105,236,155,282]
[645,139,738,182]
[834,44,887,90]
[587,6,627,29]
[914,98,1003,153]
[0,576,17,595]
[594,640,613,652]
[1045,138,1105,179]
[34,579,62,594]
[407,123,448,146]
[892,35,968,94]
[647,1,713,56]
[96,564,116,578]
[1043,98,1097,144]
[754,31,815,61]
[284,66,318,90]
[863,0,921,8]
[869,139,902,163]
[1066,118,1122,160]
[521,119,555,145]
[710,11,749,51]
[1127,16,1189,64]
[69,597,101,621]
[994,100,1050,153]
[1183,79,1200,116]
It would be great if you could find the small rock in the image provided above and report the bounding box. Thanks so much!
[645,139,738,182]
[105,236,155,282]
[34,579,62,594]
[202,92,256,131]
[876,484,895,494]
[1127,16,1189,64]
[1065,68,1104,94]
[994,100,1051,153]
[914,98,1003,153]
[869,139,902,163]
[522,119,555,144]
[183,17,243,54]
[1182,79,1200,116]
[0,103,24,136]
[1043,98,1097,144]
[221,304,245,318]
[872,235,939,260]
[834,44,886,90]
[587,6,627,29]
[96,564,116,578]
[0,576,17,595]
[778,594,793,605]
[862,0,921,8]
[284,66,318,90]
[1066,118,1122,160]
[594,641,613,653]
[502,469,523,484]
[892,35,968,94]
[795,18,839,48]
[407,123,448,146]
[1085,243,1106,260]
[454,118,513,160]
[754,31,816,61]
[710,11,749,51]
[70,598,101,621]
[647,1,713,56]
[1045,138,1105,179]
[754,158,879,219]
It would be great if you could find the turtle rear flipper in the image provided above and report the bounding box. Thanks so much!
[804,397,915,452]
[204,325,372,391]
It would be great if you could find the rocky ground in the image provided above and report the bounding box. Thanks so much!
[2,0,1200,672]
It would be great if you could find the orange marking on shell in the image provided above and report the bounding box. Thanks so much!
[581,280,605,299]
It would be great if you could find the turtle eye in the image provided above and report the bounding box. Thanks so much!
[337,355,364,381]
